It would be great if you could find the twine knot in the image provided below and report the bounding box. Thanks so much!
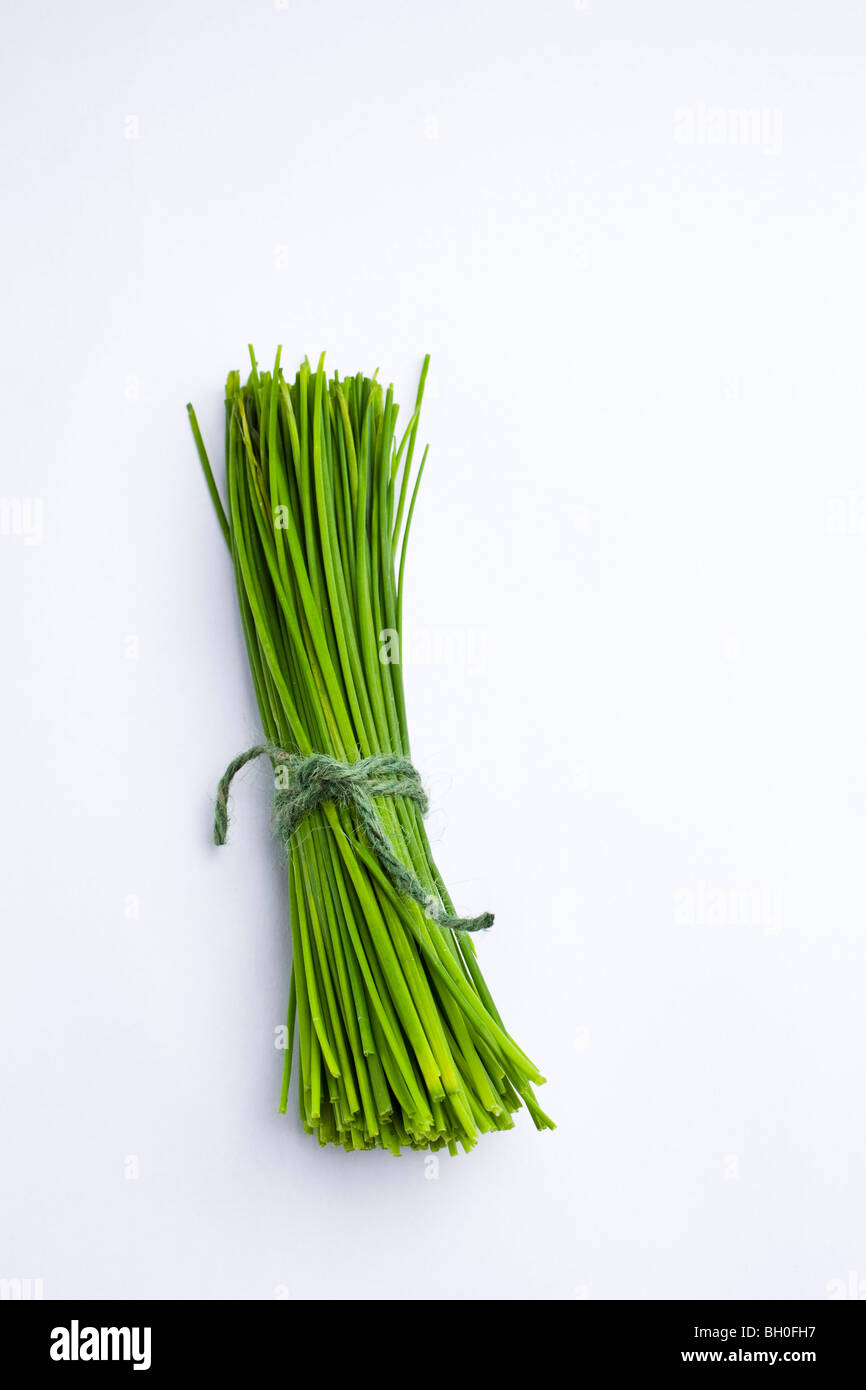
[213,746,492,934]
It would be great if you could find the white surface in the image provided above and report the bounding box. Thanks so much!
[2,0,865,1301]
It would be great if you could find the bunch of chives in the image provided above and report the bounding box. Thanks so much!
[188,349,552,1155]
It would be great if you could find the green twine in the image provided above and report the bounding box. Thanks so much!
[214,747,493,934]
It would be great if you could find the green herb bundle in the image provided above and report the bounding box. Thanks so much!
[188,348,552,1155]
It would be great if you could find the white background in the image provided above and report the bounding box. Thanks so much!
[2,0,865,1301]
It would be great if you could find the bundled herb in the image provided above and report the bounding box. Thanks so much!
[188,349,552,1155]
